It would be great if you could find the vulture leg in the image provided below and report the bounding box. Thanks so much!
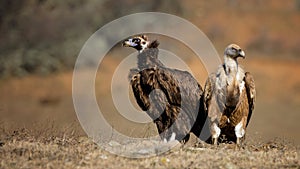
[212,138,218,145]
[234,121,245,145]
[236,138,240,145]
[210,122,220,145]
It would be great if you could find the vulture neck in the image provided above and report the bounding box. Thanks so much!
[224,55,240,107]
[137,41,163,69]
[224,55,239,78]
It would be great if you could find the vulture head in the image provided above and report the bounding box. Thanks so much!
[122,35,149,52]
[224,44,245,59]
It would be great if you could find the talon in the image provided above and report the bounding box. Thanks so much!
[212,137,218,145]
[236,137,240,145]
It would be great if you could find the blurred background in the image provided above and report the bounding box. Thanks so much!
[0,0,299,144]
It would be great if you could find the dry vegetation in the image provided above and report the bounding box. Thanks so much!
[1,0,300,168]
[0,127,299,169]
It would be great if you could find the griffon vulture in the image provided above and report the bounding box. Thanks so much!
[203,44,256,145]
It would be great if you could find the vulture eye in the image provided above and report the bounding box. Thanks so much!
[142,41,146,45]
[134,38,140,43]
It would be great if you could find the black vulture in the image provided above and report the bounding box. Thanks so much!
[122,35,205,142]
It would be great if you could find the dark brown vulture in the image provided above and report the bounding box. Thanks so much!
[122,35,205,143]
[203,44,256,145]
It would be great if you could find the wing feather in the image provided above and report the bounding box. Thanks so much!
[203,74,214,113]
[244,72,256,127]
[130,69,150,111]
[130,67,202,138]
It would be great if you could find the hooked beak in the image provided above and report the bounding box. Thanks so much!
[238,50,245,59]
[122,39,137,47]
[122,40,130,47]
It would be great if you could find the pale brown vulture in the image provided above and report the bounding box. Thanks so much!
[203,44,256,145]
[122,35,205,143]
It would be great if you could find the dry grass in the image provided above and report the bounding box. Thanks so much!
[0,127,298,169]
